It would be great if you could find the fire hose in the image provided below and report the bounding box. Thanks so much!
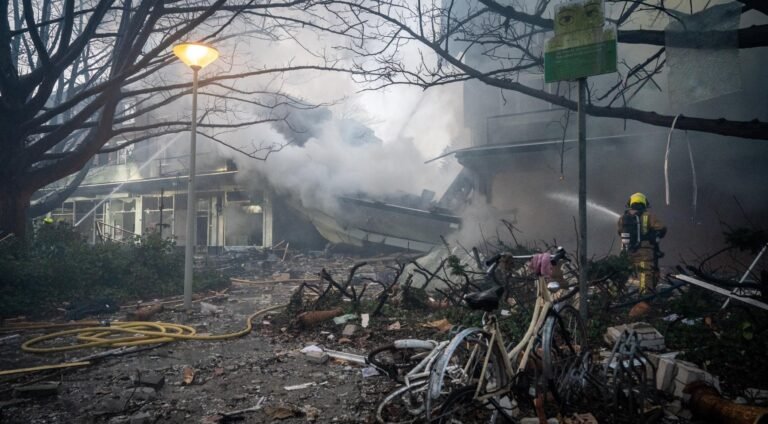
[19,304,287,354]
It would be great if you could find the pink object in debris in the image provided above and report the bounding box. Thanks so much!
[528,253,553,277]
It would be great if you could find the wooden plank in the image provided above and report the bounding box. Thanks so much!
[230,278,321,285]
[282,242,290,261]
[674,274,768,311]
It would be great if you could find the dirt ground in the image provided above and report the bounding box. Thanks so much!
[3,251,765,424]
[0,258,447,424]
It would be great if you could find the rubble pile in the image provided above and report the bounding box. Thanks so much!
[0,252,439,423]
[1,242,767,423]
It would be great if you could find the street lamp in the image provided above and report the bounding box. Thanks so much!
[173,42,219,311]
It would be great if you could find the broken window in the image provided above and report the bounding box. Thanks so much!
[223,190,264,247]
[108,198,136,240]
[142,195,174,236]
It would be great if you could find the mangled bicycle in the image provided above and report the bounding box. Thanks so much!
[427,247,591,423]
[373,246,591,423]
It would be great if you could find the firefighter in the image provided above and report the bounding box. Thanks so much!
[617,192,667,293]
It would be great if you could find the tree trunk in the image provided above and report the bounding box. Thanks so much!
[0,184,32,239]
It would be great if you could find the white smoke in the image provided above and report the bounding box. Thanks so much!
[211,93,462,216]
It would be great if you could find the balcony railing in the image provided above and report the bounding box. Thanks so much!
[95,221,139,243]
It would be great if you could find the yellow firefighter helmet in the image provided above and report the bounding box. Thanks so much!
[627,192,648,209]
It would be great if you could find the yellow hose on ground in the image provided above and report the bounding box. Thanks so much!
[0,361,91,377]
[21,304,287,354]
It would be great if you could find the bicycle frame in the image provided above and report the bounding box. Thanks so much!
[375,340,450,423]
[508,276,554,374]
[428,272,577,422]
[434,276,553,386]
[401,340,449,386]
[384,248,583,423]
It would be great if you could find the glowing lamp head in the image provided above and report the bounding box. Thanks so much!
[173,42,219,70]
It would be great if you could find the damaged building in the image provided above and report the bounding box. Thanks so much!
[431,2,768,256]
[40,124,465,253]
[44,137,276,251]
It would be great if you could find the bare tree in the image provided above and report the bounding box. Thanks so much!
[0,0,364,237]
[314,0,768,139]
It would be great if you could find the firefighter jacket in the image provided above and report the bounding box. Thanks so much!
[617,208,666,251]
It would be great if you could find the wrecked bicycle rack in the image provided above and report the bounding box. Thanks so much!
[371,339,451,423]
[368,339,444,384]
[588,329,663,424]
[426,247,591,423]
[322,337,449,423]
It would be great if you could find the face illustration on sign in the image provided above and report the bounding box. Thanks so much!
[543,0,617,82]
[554,0,605,35]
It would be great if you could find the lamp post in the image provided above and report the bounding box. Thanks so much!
[173,42,219,311]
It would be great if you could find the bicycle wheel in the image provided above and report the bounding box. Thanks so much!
[369,343,430,383]
[376,380,429,424]
[541,304,589,412]
[427,329,508,420]
[434,386,497,424]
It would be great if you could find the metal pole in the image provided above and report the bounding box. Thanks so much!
[158,188,164,238]
[721,242,768,310]
[578,77,588,321]
[183,67,200,311]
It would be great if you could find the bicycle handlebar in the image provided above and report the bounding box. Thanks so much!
[484,253,502,267]
[484,247,568,285]
[550,246,567,263]
[485,246,568,268]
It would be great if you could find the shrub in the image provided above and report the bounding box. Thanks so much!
[0,223,227,318]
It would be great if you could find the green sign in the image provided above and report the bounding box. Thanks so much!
[544,0,617,82]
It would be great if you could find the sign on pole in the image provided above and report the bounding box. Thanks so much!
[543,0,618,320]
[544,0,617,83]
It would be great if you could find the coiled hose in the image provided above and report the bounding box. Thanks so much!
[20,304,287,354]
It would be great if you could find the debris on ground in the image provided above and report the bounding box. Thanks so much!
[604,322,665,351]
[296,308,343,327]
[324,349,367,364]
[2,244,767,424]
[0,334,20,344]
[12,382,61,398]
[341,324,358,337]
[265,404,303,420]
[628,300,651,318]
[200,302,222,316]
[182,366,195,385]
[284,381,323,391]
[133,372,165,390]
[65,298,119,320]
[304,351,329,364]
[127,304,164,321]
[686,382,768,423]
[421,318,452,333]
[332,313,357,325]
[387,321,401,330]
[361,366,380,378]
[221,396,266,419]
[563,413,599,424]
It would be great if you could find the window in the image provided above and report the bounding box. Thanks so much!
[51,201,75,226]
[142,195,174,235]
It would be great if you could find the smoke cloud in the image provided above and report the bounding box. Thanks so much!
[204,85,463,219]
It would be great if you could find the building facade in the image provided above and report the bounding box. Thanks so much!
[46,136,273,251]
